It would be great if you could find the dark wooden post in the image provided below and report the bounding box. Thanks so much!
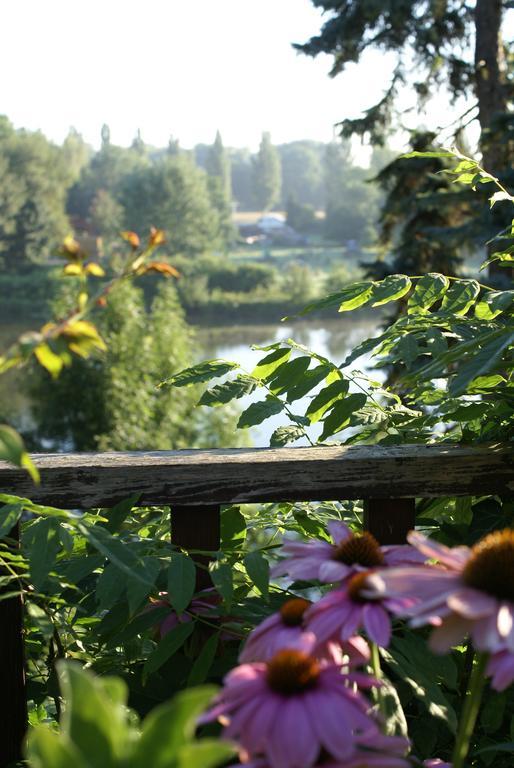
[0,524,27,767]
[171,505,221,590]
[364,498,415,545]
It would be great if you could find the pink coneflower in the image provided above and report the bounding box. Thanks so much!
[147,589,221,638]
[271,521,425,585]
[365,530,514,655]
[239,597,370,666]
[486,647,514,691]
[202,648,380,768]
[423,762,451,767]
[306,571,412,648]
[229,733,411,767]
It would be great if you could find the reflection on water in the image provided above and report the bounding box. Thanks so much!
[197,315,382,446]
[0,313,382,449]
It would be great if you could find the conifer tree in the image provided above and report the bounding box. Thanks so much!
[252,132,281,212]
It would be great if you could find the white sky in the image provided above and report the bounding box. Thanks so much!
[0,0,507,152]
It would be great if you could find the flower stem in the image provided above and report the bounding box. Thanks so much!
[452,652,488,768]
[370,642,387,722]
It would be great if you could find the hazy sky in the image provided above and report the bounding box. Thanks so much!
[0,0,497,151]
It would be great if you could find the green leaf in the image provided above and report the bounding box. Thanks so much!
[481,693,506,733]
[244,550,270,600]
[78,523,151,587]
[268,356,311,395]
[338,282,374,312]
[285,363,332,402]
[400,150,456,159]
[187,632,219,685]
[386,639,457,733]
[0,425,39,482]
[127,556,161,615]
[220,506,246,545]
[251,347,291,379]
[167,552,196,614]
[376,674,409,738]
[320,393,367,441]
[449,331,514,396]
[490,190,513,207]
[475,290,514,320]
[270,425,305,446]
[306,379,349,423]
[133,689,218,768]
[440,280,480,315]
[371,275,411,306]
[103,493,140,533]
[209,561,233,609]
[176,740,236,768]
[132,686,218,768]
[28,518,62,590]
[96,562,126,611]
[0,503,23,537]
[160,359,238,388]
[237,397,284,428]
[58,662,130,764]
[198,374,257,406]
[28,726,88,768]
[144,621,194,677]
[408,273,449,314]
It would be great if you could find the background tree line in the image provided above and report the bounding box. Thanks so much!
[0,115,392,275]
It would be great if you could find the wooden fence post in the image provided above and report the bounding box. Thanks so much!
[171,505,221,590]
[363,498,415,545]
[0,524,27,767]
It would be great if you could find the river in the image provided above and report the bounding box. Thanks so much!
[0,314,381,448]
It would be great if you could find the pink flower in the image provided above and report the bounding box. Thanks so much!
[239,597,370,666]
[306,572,412,648]
[202,648,380,768]
[147,589,222,638]
[423,762,452,767]
[365,530,514,655]
[486,648,514,691]
[229,733,411,767]
[271,521,425,585]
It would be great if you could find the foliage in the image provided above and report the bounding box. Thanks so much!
[28,663,234,768]
[0,117,72,271]
[28,279,242,451]
[286,196,318,234]
[6,147,514,768]
[295,1,505,150]
[120,154,225,256]
[252,132,282,212]
[0,228,171,473]
[323,142,378,245]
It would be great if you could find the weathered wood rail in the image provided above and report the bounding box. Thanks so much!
[0,443,513,765]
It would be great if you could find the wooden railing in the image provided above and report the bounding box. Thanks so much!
[1,443,513,765]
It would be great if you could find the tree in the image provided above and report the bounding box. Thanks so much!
[296,2,511,170]
[205,131,234,246]
[252,132,281,211]
[230,148,254,210]
[0,119,70,271]
[323,141,378,245]
[279,141,324,208]
[120,154,223,257]
[89,188,124,242]
[206,130,232,200]
[28,280,239,451]
[61,128,90,186]
[67,141,148,224]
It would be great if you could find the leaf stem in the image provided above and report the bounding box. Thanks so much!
[452,651,488,768]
